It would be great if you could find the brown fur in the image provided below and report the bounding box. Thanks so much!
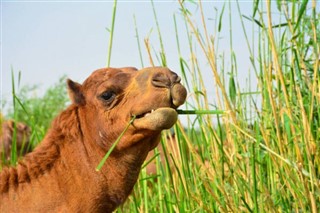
[0,67,186,212]
[0,119,31,163]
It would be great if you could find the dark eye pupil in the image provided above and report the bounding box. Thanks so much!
[101,91,114,101]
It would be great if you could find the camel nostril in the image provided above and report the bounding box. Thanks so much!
[152,72,182,88]
[152,73,170,88]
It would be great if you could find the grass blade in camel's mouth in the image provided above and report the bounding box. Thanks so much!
[133,107,178,131]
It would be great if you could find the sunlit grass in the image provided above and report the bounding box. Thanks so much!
[119,0,319,212]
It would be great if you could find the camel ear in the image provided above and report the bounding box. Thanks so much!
[67,79,85,106]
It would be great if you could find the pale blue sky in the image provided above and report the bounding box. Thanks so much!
[1,1,276,111]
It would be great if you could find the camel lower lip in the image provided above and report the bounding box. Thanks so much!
[133,107,178,131]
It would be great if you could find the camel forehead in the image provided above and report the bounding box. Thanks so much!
[81,68,134,90]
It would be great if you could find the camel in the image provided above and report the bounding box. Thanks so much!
[0,119,31,164]
[0,67,187,213]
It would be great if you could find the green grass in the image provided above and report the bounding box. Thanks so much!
[2,0,319,212]
[1,75,69,167]
[118,1,319,212]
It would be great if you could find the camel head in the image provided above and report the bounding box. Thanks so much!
[67,67,187,159]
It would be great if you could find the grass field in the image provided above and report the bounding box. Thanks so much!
[2,0,319,212]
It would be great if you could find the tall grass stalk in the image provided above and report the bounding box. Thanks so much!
[150,0,166,67]
[106,0,117,67]
[10,68,18,165]
[133,14,144,68]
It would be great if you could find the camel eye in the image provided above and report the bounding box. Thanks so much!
[100,91,115,102]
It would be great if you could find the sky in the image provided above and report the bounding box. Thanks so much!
[1,0,274,113]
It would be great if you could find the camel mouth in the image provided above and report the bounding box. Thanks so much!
[132,107,178,131]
